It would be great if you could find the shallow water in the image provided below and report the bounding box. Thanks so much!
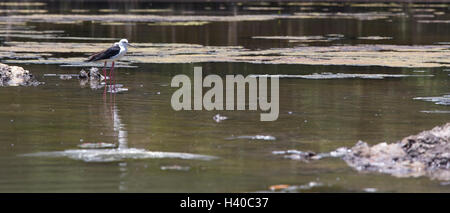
[0,1,449,192]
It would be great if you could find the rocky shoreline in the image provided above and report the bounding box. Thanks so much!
[274,123,450,181]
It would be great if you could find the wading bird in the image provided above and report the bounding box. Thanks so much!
[85,39,135,90]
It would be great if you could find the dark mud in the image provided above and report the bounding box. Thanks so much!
[274,123,450,181]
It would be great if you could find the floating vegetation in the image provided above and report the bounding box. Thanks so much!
[252,35,343,43]
[0,30,120,41]
[213,114,228,123]
[0,9,47,14]
[273,148,348,161]
[291,12,406,20]
[411,3,450,8]
[0,2,46,6]
[417,20,450,24]
[129,9,173,13]
[98,9,119,13]
[0,11,408,25]
[412,8,436,13]
[243,7,283,11]
[434,11,446,16]
[148,21,210,26]
[357,36,393,40]
[107,84,129,94]
[286,2,343,7]
[99,22,130,26]
[21,148,218,162]
[251,73,434,80]
[0,14,285,24]
[71,9,90,13]
[0,21,26,25]
[228,135,276,141]
[413,14,435,18]
[267,182,324,192]
[349,3,402,8]
[420,110,450,114]
[161,165,191,171]
[414,95,450,106]
[3,41,450,68]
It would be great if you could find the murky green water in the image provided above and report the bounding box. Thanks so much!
[0,1,449,192]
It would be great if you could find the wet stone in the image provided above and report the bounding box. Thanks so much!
[0,63,41,86]
[275,123,450,181]
[79,67,105,90]
[79,67,103,80]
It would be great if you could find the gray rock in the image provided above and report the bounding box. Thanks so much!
[275,123,450,181]
[79,67,104,80]
[0,63,41,86]
[344,123,450,180]
[79,67,104,89]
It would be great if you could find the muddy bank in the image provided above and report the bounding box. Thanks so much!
[274,123,450,181]
[0,63,40,86]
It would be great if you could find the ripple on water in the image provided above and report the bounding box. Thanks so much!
[20,148,218,162]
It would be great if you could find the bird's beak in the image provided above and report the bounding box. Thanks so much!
[127,43,137,47]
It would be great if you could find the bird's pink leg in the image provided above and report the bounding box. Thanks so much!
[111,61,115,91]
[103,61,107,85]
[109,63,112,86]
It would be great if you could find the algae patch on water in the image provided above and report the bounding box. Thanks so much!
[414,95,450,106]
[3,41,450,68]
[251,73,434,79]
[148,21,210,26]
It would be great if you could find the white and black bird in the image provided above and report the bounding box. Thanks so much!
[86,38,135,87]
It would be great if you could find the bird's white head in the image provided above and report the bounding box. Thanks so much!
[119,39,129,45]
[118,39,135,48]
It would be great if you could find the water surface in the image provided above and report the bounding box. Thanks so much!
[0,1,449,192]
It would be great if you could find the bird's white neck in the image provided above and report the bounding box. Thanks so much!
[117,42,127,51]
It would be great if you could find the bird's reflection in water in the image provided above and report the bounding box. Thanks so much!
[104,93,129,191]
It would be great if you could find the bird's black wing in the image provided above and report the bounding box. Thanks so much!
[85,45,120,62]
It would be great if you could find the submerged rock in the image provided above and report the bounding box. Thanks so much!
[79,67,104,89]
[0,63,40,86]
[79,67,103,81]
[344,123,450,180]
[275,123,450,181]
